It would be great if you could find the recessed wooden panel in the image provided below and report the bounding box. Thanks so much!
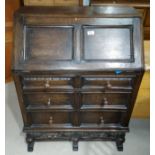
[24,26,74,62]
[83,26,134,62]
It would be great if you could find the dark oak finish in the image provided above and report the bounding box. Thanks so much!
[12,6,144,152]
[25,26,74,61]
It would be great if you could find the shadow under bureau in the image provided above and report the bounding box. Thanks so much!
[12,6,144,152]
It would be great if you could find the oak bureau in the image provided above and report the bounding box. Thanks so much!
[12,6,144,152]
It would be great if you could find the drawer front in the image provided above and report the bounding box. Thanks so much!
[24,92,74,107]
[30,112,73,126]
[22,75,74,90]
[82,76,134,90]
[80,111,123,126]
[81,93,130,107]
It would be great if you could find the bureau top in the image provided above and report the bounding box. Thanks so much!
[12,6,144,72]
[15,6,142,18]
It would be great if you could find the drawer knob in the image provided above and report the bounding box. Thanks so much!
[107,81,112,88]
[47,98,51,106]
[49,116,53,125]
[100,116,104,124]
[48,135,52,138]
[103,97,108,105]
[101,97,108,106]
[45,80,50,88]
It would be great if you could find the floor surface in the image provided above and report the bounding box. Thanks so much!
[5,82,150,155]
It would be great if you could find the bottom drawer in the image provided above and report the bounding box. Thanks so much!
[29,111,125,128]
[30,112,74,126]
[80,111,124,126]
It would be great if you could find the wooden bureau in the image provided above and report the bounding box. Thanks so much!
[12,6,144,152]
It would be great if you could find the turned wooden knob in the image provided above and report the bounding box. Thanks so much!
[103,97,108,105]
[100,116,104,124]
[45,80,50,88]
[47,98,51,106]
[101,97,108,106]
[48,135,52,138]
[49,116,53,125]
[107,81,112,88]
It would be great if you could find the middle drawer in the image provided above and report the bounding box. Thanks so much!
[24,92,74,108]
[81,92,131,108]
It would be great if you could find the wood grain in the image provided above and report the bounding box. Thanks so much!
[6,2,150,120]
[12,7,145,151]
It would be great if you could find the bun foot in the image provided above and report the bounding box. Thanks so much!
[116,142,123,151]
[73,138,78,151]
[26,134,34,152]
[116,134,125,151]
[28,141,34,152]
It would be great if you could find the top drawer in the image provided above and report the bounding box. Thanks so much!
[81,76,135,91]
[22,75,74,91]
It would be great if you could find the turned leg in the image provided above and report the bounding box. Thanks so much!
[116,134,125,151]
[116,139,123,151]
[72,138,78,151]
[28,141,34,152]
[26,134,35,152]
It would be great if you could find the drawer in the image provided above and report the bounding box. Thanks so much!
[22,75,74,91]
[82,76,134,90]
[30,112,74,126]
[80,111,123,126]
[81,93,130,109]
[24,92,74,107]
